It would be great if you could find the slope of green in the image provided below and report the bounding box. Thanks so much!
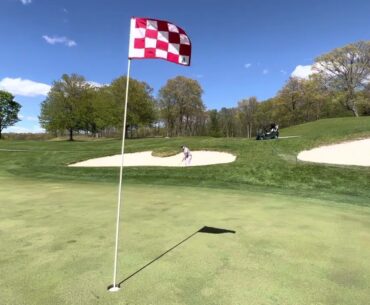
[1,177,370,305]
[0,117,370,204]
[282,117,370,141]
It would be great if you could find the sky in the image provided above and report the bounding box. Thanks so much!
[1,0,370,133]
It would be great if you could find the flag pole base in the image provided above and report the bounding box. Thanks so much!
[107,285,121,292]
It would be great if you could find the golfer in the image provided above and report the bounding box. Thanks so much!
[181,145,192,166]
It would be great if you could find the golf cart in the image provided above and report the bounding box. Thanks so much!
[256,123,279,140]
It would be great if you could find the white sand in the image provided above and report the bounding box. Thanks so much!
[297,138,370,166]
[69,151,236,167]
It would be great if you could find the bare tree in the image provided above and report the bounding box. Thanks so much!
[237,97,259,138]
[315,41,370,117]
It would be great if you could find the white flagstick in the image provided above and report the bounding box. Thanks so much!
[109,59,131,292]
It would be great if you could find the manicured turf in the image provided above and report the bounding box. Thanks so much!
[1,176,370,305]
[1,117,370,304]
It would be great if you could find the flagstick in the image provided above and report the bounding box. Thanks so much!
[109,59,131,292]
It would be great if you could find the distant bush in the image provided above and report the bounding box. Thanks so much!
[2,133,53,141]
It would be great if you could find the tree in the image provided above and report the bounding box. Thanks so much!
[110,76,156,138]
[357,83,370,115]
[298,75,330,121]
[84,86,117,137]
[315,41,370,117]
[207,109,221,137]
[0,90,21,139]
[275,77,306,125]
[219,107,237,137]
[237,97,259,138]
[40,74,91,141]
[158,76,205,136]
[275,76,337,125]
[255,98,275,130]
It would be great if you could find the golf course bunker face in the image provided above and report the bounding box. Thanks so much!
[69,151,236,167]
[297,138,370,166]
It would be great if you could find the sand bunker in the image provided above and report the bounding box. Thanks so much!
[297,138,370,166]
[69,151,236,167]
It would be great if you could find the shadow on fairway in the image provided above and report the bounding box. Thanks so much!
[112,226,235,288]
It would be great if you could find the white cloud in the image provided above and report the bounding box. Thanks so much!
[17,114,37,121]
[20,0,32,5]
[244,63,252,69]
[26,116,38,121]
[291,65,315,79]
[42,35,77,47]
[4,125,45,134]
[87,81,107,88]
[293,62,368,82]
[262,69,269,75]
[0,77,51,97]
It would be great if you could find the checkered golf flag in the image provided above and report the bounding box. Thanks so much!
[129,17,191,66]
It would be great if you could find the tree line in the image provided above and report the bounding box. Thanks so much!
[2,40,369,140]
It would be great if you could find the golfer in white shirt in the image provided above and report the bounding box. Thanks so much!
[181,145,192,166]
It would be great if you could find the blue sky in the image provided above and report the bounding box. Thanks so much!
[1,0,370,133]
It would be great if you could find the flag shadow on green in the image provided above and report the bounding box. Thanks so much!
[109,226,235,289]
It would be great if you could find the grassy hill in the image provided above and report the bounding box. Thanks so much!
[283,116,370,138]
[0,117,370,204]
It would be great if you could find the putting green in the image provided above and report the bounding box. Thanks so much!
[1,176,369,305]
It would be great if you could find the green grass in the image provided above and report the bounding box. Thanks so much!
[1,176,370,305]
[283,117,370,141]
[0,117,370,204]
[1,117,370,304]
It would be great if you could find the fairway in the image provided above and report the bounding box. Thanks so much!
[1,176,370,305]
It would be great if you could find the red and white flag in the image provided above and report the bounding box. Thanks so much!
[129,17,191,66]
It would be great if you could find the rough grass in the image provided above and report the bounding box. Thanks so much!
[1,176,370,305]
